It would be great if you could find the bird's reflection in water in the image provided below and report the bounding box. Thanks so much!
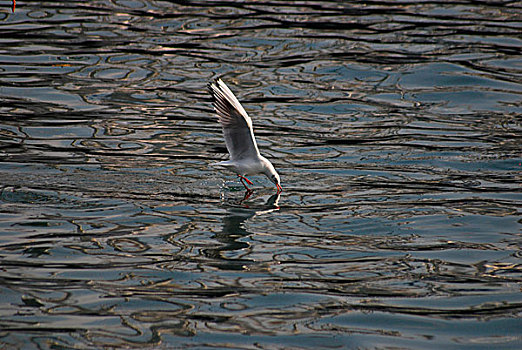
[203,191,281,270]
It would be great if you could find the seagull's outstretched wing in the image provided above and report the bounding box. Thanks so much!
[208,79,260,160]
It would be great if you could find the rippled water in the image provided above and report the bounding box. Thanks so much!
[1,1,521,349]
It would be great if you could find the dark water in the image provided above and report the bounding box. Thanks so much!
[1,1,521,349]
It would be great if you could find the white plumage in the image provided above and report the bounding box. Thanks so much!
[208,79,282,193]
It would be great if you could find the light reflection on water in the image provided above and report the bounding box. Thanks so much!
[0,0,521,349]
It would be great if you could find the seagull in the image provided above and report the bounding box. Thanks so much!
[208,79,282,193]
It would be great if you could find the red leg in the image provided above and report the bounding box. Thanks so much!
[241,189,253,203]
[238,175,252,191]
[238,174,253,185]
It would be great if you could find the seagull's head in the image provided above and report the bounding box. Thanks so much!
[260,156,282,192]
[266,168,282,192]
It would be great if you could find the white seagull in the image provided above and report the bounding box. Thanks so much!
[208,78,282,193]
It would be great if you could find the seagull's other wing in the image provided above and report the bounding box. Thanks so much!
[208,79,260,160]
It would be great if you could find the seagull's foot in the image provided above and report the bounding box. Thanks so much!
[241,189,254,203]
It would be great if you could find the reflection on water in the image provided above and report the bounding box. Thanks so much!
[204,192,281,271]
[0,0,521,349]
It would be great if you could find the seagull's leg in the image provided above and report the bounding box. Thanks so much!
[238,175,254,191]
[238,175,253,185]
[238,176,251,191]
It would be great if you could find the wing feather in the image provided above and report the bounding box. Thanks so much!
[208,79,260,160]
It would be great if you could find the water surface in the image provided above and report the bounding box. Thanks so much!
[0,1,521,349]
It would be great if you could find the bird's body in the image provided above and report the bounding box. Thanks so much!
[208,79,282,192]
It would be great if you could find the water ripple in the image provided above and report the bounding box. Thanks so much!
[0,1,521,349]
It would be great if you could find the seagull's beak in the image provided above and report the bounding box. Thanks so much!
[276,183,283,192]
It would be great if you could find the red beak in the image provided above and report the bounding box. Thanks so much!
[276,183,283,192]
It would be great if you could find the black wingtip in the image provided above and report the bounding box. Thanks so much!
[207,80,217,99]
[208,78,226,102]
[208,78,220,92]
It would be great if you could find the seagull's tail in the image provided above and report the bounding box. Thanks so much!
[210,160,234,168]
